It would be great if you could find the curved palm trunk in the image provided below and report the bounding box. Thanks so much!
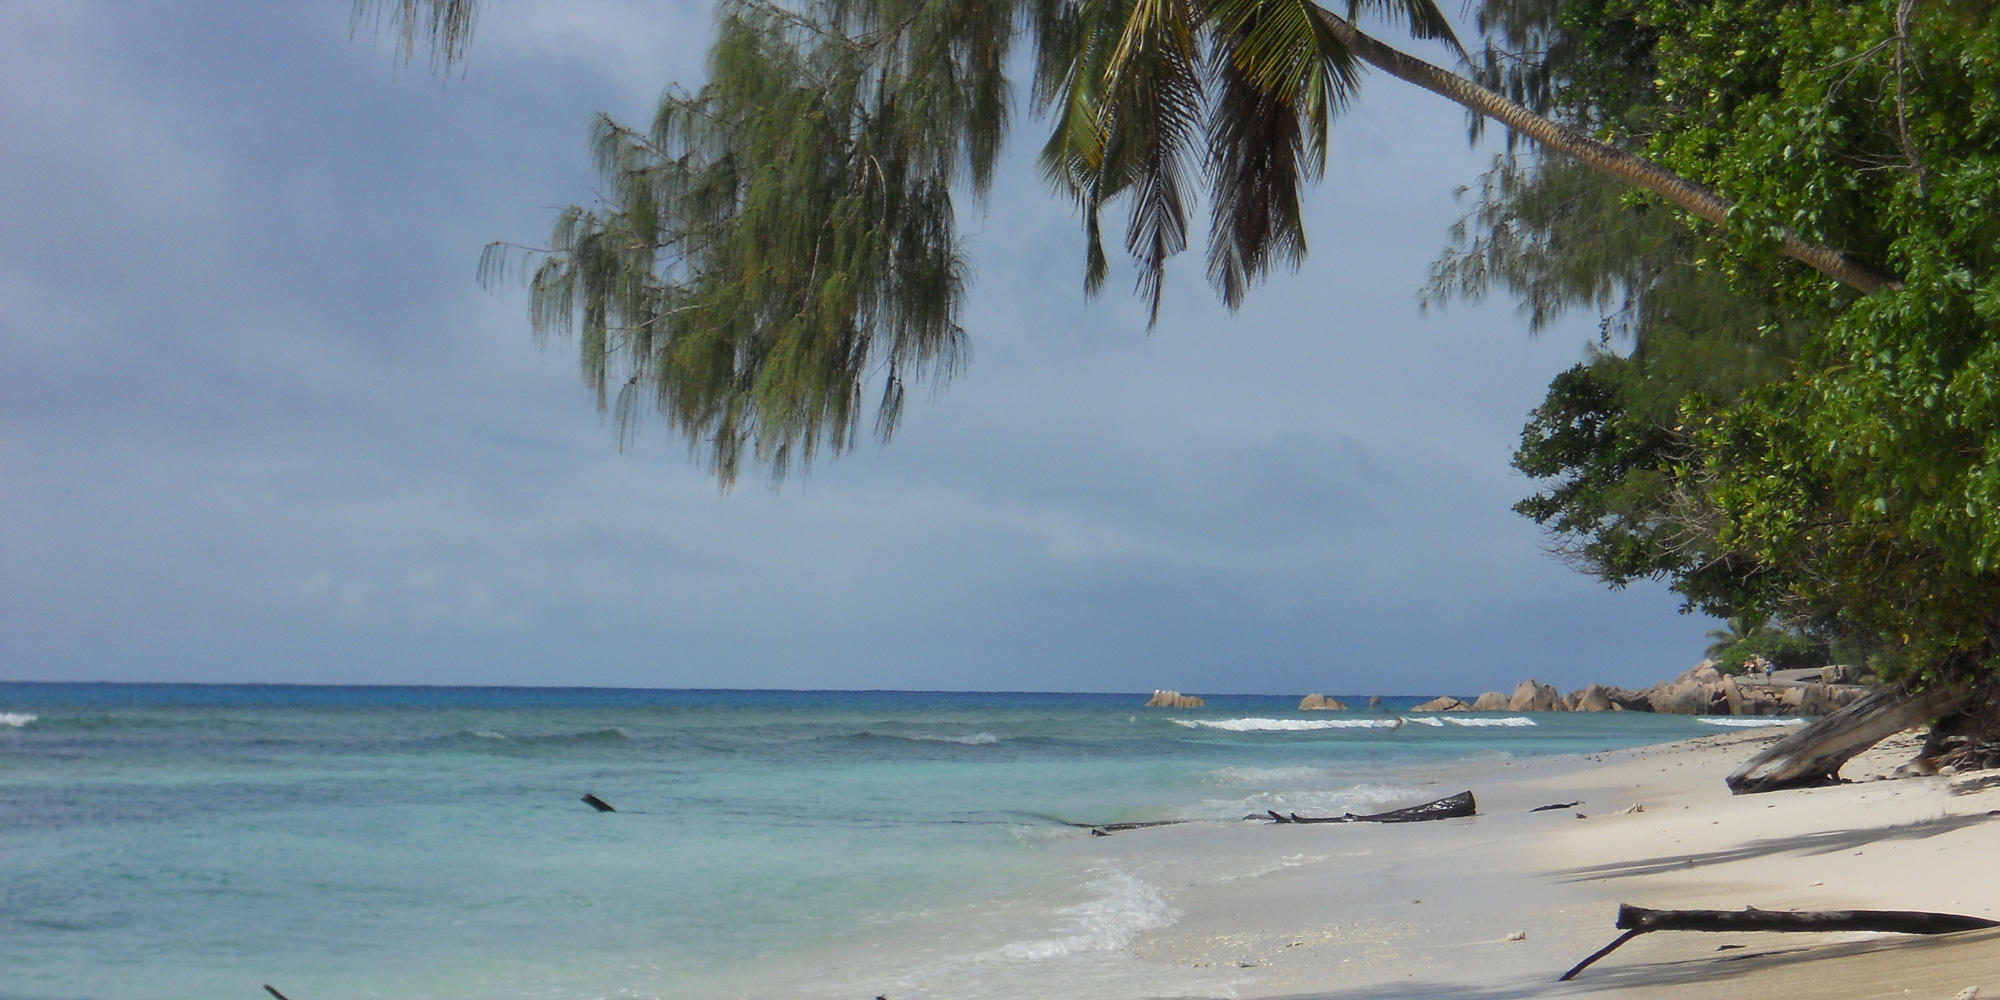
[1312,7,1901,295]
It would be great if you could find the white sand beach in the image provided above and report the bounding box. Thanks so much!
[1041,728,2000,1000]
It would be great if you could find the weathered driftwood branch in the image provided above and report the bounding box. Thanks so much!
[1560,903,2000,980]
[1726,686,1967,793]
[1269,790,1476,824]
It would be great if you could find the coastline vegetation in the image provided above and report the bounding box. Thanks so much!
[356,0,2000,716]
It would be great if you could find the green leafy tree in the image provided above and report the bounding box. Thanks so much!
[355,0,1885,486]
[1433,0,2000,691]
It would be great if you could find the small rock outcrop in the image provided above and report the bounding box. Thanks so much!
[1367,695,1384,709]
[1145,690,1206,708]
[1604,687,1654,712]
[1412,696,1470,712]
[1469,691,1510,711]
[1799,683,1840,716]
[1717,674,1744,715]
[1299,693,1347,710]
[1508,678,1567,712]
[1568,684,1616,712]
[1647,680,1707,715]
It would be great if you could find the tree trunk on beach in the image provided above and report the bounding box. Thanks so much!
[1560,903,2000,980]
[1726,686,1968,794]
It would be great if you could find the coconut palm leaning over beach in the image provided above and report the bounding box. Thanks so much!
[356,0,2000,772]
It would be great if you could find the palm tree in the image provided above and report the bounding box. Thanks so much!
[1704,615,1762,661]
[355,0,1897,483]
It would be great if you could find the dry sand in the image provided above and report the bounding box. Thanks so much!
[1087,727,2000,1000]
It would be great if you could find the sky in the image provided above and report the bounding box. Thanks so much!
[0,1,1720,694]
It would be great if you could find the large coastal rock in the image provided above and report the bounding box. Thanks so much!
[1568,684,1616,712]
[1367,695,1384,709]
[1469,691,1510,712]
[1648,680,1707,715]
[1413,696,1471,712]
[1145,690,1206,708]
[1299,693,1348,711]
[1717,674,1744,715]
[1670,661,1725,687]
[1604,686,1654,712]
[1508,679,1567,712]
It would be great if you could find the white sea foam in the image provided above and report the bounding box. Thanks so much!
[1173,717,1401,731]
[0,713,36,728]
[472,730,507,740]
[1698,717,1806,727]
[1440,716,1537,727]
[1405,716,1446,727]
[1207,765,1339,785]
[992,868,1175,962]
[910,732,1001,745]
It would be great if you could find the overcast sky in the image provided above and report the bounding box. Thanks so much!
[0,1,1718,694]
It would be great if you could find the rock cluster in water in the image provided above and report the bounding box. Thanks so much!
[1453,662,1868,715]
[1156,660,1869,715]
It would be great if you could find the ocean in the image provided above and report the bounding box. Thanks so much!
[0,684,1774,1000]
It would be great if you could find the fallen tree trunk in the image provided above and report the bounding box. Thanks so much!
[1274,790,1476,824]
[1560,903,1999,980]
[1726,686,1967,794]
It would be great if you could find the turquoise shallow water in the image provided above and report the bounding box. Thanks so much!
[0,684,1751,1000]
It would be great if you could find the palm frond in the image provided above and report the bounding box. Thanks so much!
[1348,0,1463,57]
[1202,0,1360,306]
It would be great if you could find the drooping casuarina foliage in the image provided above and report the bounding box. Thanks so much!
[355,0,1879,485]
[1437,0,2000,687]
[360,0,2000,689]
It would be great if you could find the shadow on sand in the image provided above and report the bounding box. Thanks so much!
[1545,812,1995,882]
[1198,926,2000,1000]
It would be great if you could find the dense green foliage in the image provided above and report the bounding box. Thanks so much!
[1704,616,1829,674]
[1448,0,2000,686]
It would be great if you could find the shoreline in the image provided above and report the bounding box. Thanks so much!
[1050,727,2000,999]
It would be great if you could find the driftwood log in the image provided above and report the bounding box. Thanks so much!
[1726,686,1967,794]
[1560,903,2000,980]
[1269,790,1476,824]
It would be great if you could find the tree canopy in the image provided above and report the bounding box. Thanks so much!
[1437,0,2000,687]
[361,0,2000,688]
[356,0,1877,483]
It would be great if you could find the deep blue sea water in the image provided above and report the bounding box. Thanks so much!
[0,684,1763,1000]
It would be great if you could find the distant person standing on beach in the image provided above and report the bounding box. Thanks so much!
[1763,661,1773,685]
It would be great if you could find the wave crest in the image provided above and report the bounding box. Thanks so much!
[1440,716,1536,727]
[0,713,36,728]
[1698,717,1806,727]
[1173,717,1402,731]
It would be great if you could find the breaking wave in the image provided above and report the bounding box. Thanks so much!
[848,731,1002,745]
[445,727,630,745]
[1440,716,1537,727]
[991,868,1175,961]
[1173,717,1402,731]
[0,713,36,728]
[1697,717,1806,727]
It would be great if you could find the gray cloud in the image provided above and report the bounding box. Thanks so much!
[0,1,1715,692]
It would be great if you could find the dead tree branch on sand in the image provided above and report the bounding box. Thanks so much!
[1727,687,1968,794]
[1560,903,1999,980]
